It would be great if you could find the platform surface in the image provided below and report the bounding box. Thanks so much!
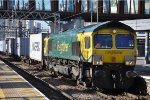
[0,60,48,100]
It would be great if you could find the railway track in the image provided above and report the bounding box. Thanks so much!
[0,54,149,100]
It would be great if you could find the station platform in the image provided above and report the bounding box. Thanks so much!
[0,60,48,100]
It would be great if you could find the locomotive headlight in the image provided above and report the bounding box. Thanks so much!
[113,29,117,34]
[93,55,103,65]
[125,61,135,65]
[125,56,136,66]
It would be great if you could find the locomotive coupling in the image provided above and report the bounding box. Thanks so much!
[126,71,137,78]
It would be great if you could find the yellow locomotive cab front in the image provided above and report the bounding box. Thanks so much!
[89,26,138,89]
[92,28,137,66]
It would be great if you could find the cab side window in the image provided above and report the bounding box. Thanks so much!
[48,39,52,51]
[85,37,90,49]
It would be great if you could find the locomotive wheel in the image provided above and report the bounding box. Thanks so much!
[51,63,59,76]
[28,59,32,65]
[44,59,49,71]
[41,60,46,70]
[85,78,92,87]
[48,62,53,70]
[26,59,30,65]
[51,67,59,77]
[71,66,79,80]
[76,79,86,87]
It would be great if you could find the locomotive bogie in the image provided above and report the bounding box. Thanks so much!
[46,57,80,79]
[93,66,135,89]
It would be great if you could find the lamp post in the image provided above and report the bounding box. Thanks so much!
[91,0,93,23]
[97,1,98,23]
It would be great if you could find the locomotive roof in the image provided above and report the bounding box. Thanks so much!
[62,21,135,34]
[83,21,134,32]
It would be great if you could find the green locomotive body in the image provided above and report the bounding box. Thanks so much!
[48,31,80,61]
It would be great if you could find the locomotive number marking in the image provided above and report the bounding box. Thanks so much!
[105,51,122,55]
[57,42,69,54]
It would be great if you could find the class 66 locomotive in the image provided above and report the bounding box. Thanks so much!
[43,21,137,89]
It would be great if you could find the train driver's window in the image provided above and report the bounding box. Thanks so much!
[48,39,52,51]
[94,34,112,49]
[85,37,90,49]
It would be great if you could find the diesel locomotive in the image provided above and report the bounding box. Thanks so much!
[43,21,138,89]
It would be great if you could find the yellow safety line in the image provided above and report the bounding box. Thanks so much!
[0,88,5,99]
[0,62,5,99]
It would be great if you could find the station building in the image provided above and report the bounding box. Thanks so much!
[122,19,150,57]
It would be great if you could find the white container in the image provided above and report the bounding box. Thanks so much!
[14,38,30,57]
[0,41,6,52]
[29,33,46,61]
[6,38,15,54]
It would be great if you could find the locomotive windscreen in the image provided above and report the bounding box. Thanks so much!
[116,34,134,49]
[94,34,112,49]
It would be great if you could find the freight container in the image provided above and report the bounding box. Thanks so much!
[0,41,6,52]
[29,33,47,61]
[14,38,30,57]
